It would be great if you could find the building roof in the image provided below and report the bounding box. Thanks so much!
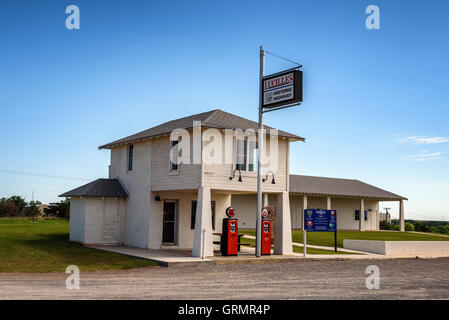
[289,175,407,201]
[59,179,129,198]
[99,109,305,149]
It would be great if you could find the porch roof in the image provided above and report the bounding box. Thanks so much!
[289,174,407,201]
[59,178,129,198]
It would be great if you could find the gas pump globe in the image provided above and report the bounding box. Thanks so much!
[226,207,235,218]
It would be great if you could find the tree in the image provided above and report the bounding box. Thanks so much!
[414,222,430,232]
[0,198,20,217]
[25,201,41,221]
[8,195,27,213]
[44,198,70,220]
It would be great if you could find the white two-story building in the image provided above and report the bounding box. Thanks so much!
[61,109,406,257]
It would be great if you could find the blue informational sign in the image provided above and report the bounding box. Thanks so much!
[304,209,337,232]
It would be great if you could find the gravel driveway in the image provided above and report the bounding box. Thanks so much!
[1,258,448,299]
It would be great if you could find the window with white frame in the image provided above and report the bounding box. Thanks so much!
[236,138,257,172]
[170,140,179,172]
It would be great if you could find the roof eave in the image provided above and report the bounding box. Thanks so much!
[289,192,407,201]
[59,194,128,198]
[288,137,305,142]
[99,129,305,149]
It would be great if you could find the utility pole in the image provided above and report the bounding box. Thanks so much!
[256,46,265,257]
[383,207,391,223]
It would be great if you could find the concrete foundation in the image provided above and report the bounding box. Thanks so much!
[343,239,449,256]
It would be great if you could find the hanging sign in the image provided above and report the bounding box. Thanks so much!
[262,69,302,109]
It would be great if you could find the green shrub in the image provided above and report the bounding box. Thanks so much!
[379,220,400,230]
[405,222,415,231]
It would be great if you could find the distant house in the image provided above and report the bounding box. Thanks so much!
[379,211,392,224]
[38,205,49,216]
[20,204,48,217]
[60,109,407,257]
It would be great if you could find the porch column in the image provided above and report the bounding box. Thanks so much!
[399,200,405,232]
[359,198,364,231]
[274,191,293,255]
[263,193,269,207]
[326,196,331,210]
[192,187,214,257]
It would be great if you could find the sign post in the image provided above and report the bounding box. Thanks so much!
[335,229,337,252]
[256,46,265,257]
[256,46,303,257]
[303,228,307,257]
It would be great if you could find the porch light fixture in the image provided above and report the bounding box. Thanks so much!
[262,171,275,184]
[155,195,161,201]
[229,169,243,182]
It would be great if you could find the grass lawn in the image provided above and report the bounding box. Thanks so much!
[0,218,157,273]
[240,229,449,248]
[240,235,353,254]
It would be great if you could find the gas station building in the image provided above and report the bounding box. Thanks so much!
[61,109,406,257]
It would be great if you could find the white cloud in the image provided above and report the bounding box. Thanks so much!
[410,151,444,162]
[397,136,449,144]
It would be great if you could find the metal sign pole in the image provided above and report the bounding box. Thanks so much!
[256,46,265,257]
[303,214,307,257]
[335,230,337,252]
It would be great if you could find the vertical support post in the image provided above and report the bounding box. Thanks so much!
[303,195,307,257]
[274,191,293,255]
[192,187,213,257]
[256,46,265,257]
[263,193,268,207]
[399,200,405,232]
[359,198,365,231]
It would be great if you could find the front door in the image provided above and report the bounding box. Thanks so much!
[162,201,176,244]
[103,199,120,244]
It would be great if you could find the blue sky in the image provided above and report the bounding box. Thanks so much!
[1,0,448,220]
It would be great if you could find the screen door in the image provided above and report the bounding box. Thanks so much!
[162,201,176,244]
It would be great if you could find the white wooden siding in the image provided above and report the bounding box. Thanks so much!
[203,136,289,193]
[150,135,201,191]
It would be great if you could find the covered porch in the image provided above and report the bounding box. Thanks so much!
[289,195,407,231]
[150,188,292,257]
[288,175,408,231]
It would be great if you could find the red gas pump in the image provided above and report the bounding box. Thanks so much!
[221,207,238,256]
[261,208,272,255]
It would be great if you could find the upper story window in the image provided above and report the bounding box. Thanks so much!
[236,138,257,172]
[170,140,179,172]
[128,144,133,171]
